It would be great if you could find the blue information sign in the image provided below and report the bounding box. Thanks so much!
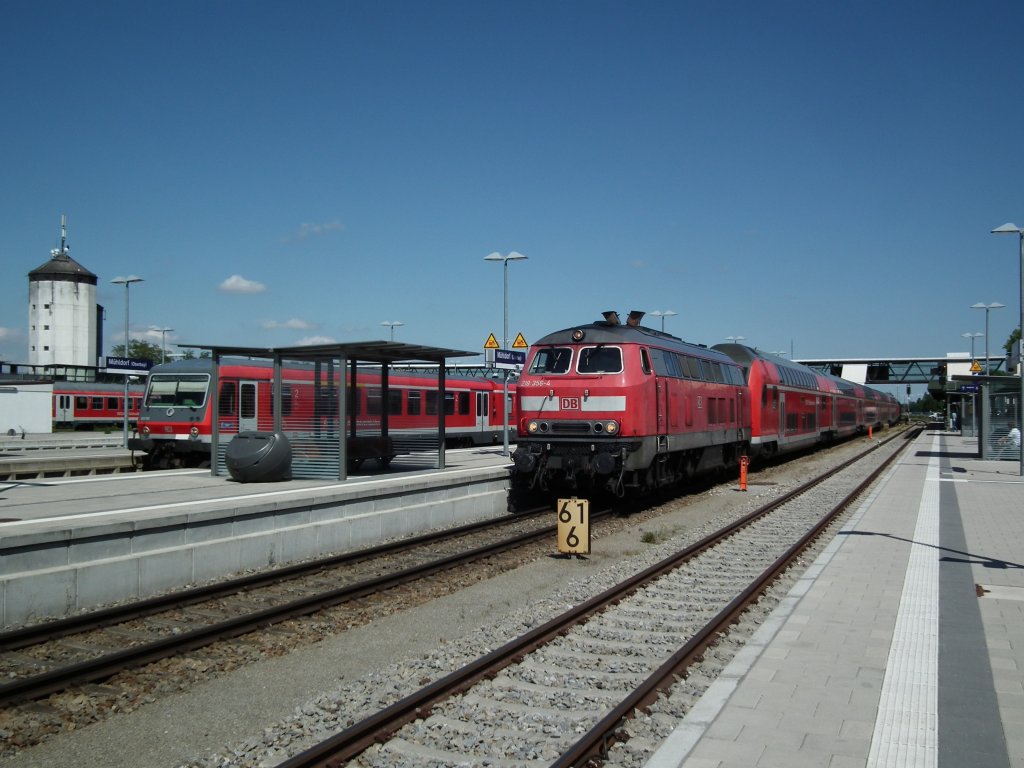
[494,349,525,369]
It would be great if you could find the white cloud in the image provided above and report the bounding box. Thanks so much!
[0,327,20,341]
[219,275,267,294]
[281,219,345,243]
[262,318,315,330]
[294,335,336,346]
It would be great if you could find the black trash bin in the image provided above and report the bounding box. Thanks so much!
[225,432,292,482]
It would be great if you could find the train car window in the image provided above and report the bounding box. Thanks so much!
[107,397,119,410]
[240,385,256,420]
[389,390,402,415]
[367,388,382,416]
[282,385,292,416]
[91,397,103,410]
[445,392,456,416]
[640,348,652,375]
[219,383,236,415]
[408,390,421,416]
[426,390,438,416]
[577,346,623,374]
[529,347,572,374]
[457,391,470,415]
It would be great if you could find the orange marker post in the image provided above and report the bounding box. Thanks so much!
[868,426,873,440]
[739,455,749,492]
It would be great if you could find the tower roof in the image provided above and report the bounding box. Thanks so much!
[28,217,98,285]
[28,250,98,284]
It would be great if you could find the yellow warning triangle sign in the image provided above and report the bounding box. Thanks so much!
[970,360,982,373]
[512,332,528,349]
[484,333,500,350]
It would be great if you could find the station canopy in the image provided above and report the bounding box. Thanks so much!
[180,340,476,481]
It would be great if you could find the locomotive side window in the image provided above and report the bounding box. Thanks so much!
[529,347,572,374]
[681,356,701,380]
[577,346,622,374]
[641,348,652,375]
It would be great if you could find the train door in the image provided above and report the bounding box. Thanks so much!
[239,380,259,432]
[55,394,73,423]
[476,391,488,433]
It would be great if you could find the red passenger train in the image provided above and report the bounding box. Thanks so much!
[511,311,899,496]
[128,358,517,469]
[53,381,144,428]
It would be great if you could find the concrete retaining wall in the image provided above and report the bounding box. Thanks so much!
[0,468,509,628]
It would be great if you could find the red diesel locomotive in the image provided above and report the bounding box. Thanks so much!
[128,358,517,469]
[511,311,899,496]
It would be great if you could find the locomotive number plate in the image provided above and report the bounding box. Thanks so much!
[560,396,580,410]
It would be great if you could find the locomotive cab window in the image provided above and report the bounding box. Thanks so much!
[577,346,622,374]
[147,374,210,408]
[529,347,572,374]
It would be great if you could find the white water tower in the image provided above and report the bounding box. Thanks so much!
[27,216,99,368]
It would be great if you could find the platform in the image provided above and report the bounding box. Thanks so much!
[0,447,513,628]
[646,428,1024,767]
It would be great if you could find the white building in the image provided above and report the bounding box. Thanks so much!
[27,218,100,369]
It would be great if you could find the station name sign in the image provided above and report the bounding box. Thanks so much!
[104,356,153,375]
[493,349,525,370]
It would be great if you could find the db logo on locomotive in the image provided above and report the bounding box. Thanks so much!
[560,397,580,410]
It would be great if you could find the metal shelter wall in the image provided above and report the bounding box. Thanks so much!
[201,341,471,481]
[979,378,1022,462]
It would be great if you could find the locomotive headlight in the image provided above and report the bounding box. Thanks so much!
[189,426,199,438]
[603,420,620,435]
[527,420,540,434]
[142,425,150,437]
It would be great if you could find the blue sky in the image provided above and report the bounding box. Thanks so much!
[3,1,1023,390]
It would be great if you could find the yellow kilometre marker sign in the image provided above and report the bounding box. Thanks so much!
[557,497,590,555]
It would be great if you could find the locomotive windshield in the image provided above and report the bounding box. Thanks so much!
[528,347,572,374]
[145,374,209,408]
[577,346,623,374]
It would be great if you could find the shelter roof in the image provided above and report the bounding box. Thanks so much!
[179,340,475,364]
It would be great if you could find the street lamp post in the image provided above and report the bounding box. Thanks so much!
[111,276,144,447]
[725,335,745,344]
[649,310,677,332]
[992,223,1024,477]
[484,251,527,456]
[380,321,404,341]
[154,327,174,363]
[970,302,1005,375]
[961,332,983,365]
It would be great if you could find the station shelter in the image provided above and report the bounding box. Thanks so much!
[950,375,1022,461]
[192,341,474,481]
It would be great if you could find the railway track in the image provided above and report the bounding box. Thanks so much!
[272,427,919,768]
[0,507,581,708]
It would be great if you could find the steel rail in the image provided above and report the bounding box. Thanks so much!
[0,507,550,651]
[276,427,919,768]
[0,508,568,706]
[552,426,919,767]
